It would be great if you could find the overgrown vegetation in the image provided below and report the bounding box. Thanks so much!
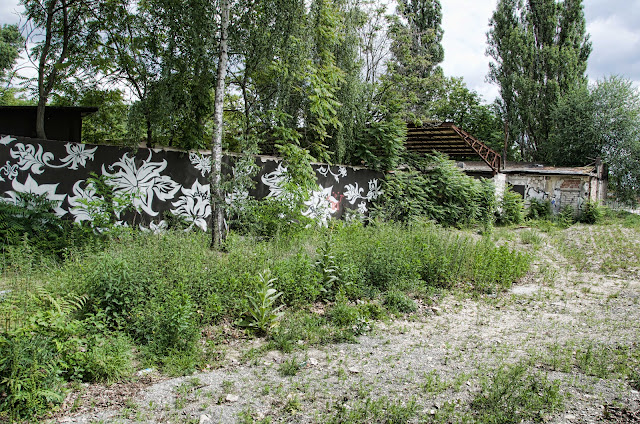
[0,200,533,420]
[370,153,496,230]
[2,170,632,421]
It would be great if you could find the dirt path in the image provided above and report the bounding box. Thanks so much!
[55,224,640,423]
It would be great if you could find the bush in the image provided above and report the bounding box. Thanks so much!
[497,186,525,225]
[556,205,576,227]
[579,201,603,224]
[0,332,65,421]
[384,290,417,313]
[370,153,496,228]
[470,362,563,423]
[0,192,91,259]
[527,199,552,220]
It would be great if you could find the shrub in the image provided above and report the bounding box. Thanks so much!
[578,201,603,224]
[497,186,525,225]
[271,252,321,306]
[0,332,65,421]
[527,199,552,220]
[0,192,90,258]
[133,286,200,356]
[556,205,576,227]
[470,362,563,423]
[384,290,417,314]
[370,153,496,228]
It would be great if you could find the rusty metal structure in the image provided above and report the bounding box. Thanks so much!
[405,122,502,174]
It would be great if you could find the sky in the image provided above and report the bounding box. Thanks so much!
[2,0,639,104]
[440,0,640,102]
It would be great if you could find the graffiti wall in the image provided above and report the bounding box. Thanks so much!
[0,135,384,231]
[506,173,593,214]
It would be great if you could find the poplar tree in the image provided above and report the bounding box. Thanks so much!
[486,0,591,161]
[386,0,444,121]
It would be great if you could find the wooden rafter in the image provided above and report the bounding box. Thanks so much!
[405,122,502,174]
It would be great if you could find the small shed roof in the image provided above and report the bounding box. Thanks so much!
[405,122,502,173]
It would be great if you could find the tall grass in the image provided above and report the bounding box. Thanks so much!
[1,221,531,421]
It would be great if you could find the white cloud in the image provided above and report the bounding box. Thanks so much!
[440,0,499,102]
[586,16,640,82]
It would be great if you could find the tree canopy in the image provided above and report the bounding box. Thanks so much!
[486,0,591,161]
[549,76,640,203]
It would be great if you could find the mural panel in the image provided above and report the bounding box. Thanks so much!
[0,135,383,231]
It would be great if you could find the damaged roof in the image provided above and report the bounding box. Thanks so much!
[405,122,502,173]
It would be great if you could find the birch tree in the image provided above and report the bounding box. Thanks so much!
[211,0,230,248]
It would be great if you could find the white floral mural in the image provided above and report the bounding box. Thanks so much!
[171,179,211,231]
[102,151,181,217]
[3,174,67,216]
[0,136,384,230]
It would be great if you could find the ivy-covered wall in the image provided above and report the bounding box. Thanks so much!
[0,135,383,231]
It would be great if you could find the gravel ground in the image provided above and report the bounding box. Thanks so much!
[53,224,640,424]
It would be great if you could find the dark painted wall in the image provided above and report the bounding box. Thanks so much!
[0,135,383,231]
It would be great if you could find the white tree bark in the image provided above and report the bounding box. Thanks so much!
[210,0,230,248]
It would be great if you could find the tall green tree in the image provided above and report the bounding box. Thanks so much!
[0,24,24,82]
[428,77,503,152]
[550,76,640,203]
[486,0,591,161]
[0,24,26,105]
[21,0,101,139]
[386,0,444,121]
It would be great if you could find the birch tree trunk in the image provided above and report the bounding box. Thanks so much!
[210,0,230,248]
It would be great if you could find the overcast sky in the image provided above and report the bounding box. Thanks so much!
[2,0,639,104]
[441,0,640,102]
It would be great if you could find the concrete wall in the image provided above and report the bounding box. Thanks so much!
[505,173,602,214]
[0,135,383,231]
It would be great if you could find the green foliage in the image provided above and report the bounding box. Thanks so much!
[134,286,200,357]
[323,396,419,424]
[578,201,603,224]
[315,236,343,301]
[278,357,301,377]
[470,362,563,423]
[496,186,525,226]
[527,199,552,221]
[383,290,417,314]
[0,192,85,258]
[0,332,65,420]
[75,172,140,233]
[556,205,576,227]
[0,24,23,84]
[548,76,640,203]
[354,118,407,171]
[0,288,132,421]
[371,153,496,228]
[487,0,591,161]
[238,270,285,335]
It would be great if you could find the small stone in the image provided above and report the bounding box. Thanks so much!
[308,357,319,366]
[429,409,436,415]
[465,381,471,386]
[199,414,212,424]
[348,367,360,374]
[226,394,239,403]
[565,414,576,420]
[431,307,441,315]
[631,390,639,395]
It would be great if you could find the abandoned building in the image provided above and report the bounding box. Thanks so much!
[405,122,608,213]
